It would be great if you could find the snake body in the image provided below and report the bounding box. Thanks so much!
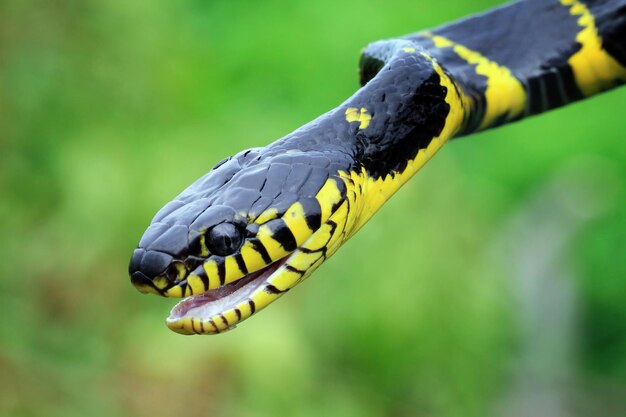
[129,0,626,335]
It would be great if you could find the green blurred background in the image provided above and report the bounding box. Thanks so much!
[2,0,625,416]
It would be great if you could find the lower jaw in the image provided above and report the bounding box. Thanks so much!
[165,258,287,335]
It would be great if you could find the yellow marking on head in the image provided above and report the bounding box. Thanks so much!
[251,289,279,312]
[239,240,268,272]
[403,47,416,53]
[427,33,453,47]
[211,316,230,332]
[203,260,221,290]
[288,251,324,272]
[267,267,302,292]
[193,318,206,334]
[256,224,291,260]
[240,299,255,317]
[174,317,193,334]
[306,204,350,262]
[164,285,183,298]
[174,262,186,279]
[301,222,334,252]
[428,34,526,130]
[152,276,170,290]
[255,208,279,224]
[330,198,349,231]
[199,234,209,257]
[187,275,206,295]
[166,320,189,335]
[345,107,372,129]
[282,202,312,245]
[222,309,240,326]
[560,0,626,95]
[224,256,246,284]
[315,178,343,223]
[134,282,161,295]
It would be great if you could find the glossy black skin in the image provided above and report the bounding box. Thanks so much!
[407,0,626,133]
[130,0,626,295]
[591,0,626,66]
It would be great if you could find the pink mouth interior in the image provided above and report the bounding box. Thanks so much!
[168,257,287,320]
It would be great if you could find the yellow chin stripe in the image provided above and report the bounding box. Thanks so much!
[560,0,626,96]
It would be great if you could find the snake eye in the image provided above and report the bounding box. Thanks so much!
[207,223,243,256]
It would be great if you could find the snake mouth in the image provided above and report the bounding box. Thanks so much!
[164,196,346,335]
[166,256,290,335]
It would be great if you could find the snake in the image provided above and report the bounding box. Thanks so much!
[129,0,626,335]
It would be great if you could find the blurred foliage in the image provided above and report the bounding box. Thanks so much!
[1,0,625,416]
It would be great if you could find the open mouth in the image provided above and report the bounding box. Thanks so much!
[166,256,289,335]
[161,196,346,335]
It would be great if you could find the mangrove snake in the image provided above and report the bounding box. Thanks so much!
[129,0,626,335]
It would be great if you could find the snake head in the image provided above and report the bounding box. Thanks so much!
[129,39,457,335]
[129,146,355,334]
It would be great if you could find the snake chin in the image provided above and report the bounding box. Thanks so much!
[166,257,288,334]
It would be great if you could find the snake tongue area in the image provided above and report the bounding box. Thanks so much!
[166,258,287,334]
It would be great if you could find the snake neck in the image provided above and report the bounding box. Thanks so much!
[268,41,465,181]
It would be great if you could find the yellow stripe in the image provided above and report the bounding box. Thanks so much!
[256,224,290,260]
[222,309,240,326]
[427,33,526,130]
[267,267,302,292]
[164,285,183,298]
[328,199,349,234]
[224,256,245,284]
[315,178,343,223]
[255,208,279,224]
[560,0,626,96]
[345,107,372,129]
[287,251,324,272]
[251,290,279,312]
[239,240,267,273]
[282,202,313,245]
[134,282,161,295]
[301,222,334,252]
[187,275,206,295]
[202,260,221,290]
[212,316,229,332]
[152,276,170,290]
[199,234,209,257]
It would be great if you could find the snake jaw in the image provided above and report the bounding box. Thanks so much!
[164,211,346,335]
[165,257,288,335]
[131,162,352,335]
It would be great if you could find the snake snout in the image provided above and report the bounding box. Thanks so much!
[129,245,195,295]
[129,219,203,294]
